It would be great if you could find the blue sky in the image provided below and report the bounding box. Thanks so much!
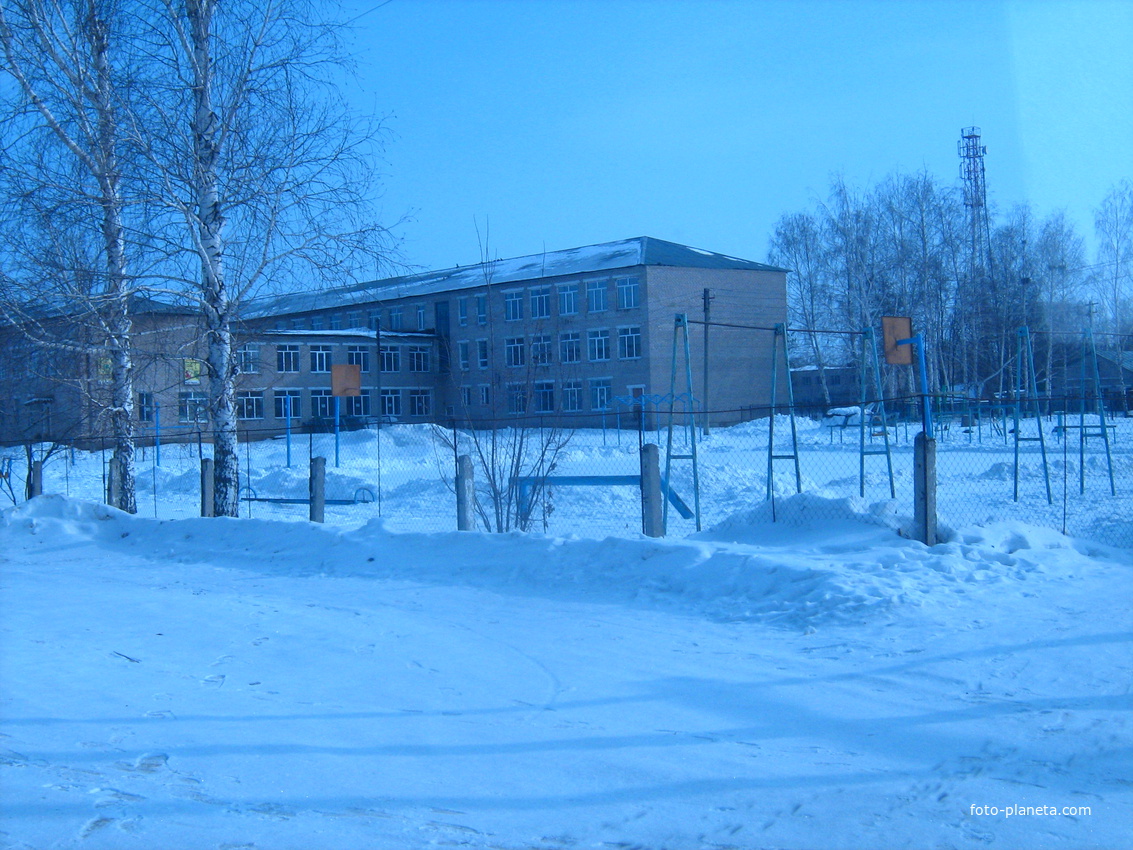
[341,0,1132,274]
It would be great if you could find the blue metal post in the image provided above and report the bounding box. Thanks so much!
[285,395,292,468]
[334,396,341,467]
[154,403,161,467]
[897,334,933,438]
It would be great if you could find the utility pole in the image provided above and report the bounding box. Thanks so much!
[702,288,713,435]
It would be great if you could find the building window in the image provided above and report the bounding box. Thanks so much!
[291,317,306,330]
[368,310,381,330]
[380,345,401,372]
[505,337,525,367]
[237,343,260,374]
[274,389,301,419]
[137,391,155,422]
[586,280,608,313]
[380,389,401,418]
[504,291,523,322]
[416,305,426,331]
[458,297,468,327]
[476,295,487,325]
[559,283,578,315]
[561,380,582,412]
[479,384,490,406]
[277,344,300,373]
[389,307,403,330]
[560,331,581,364]
[477,339,489,369]
[618,326,642,359]
[506,383,527,415]
[347,345,370,372]
[310,345,332,373]
[616,276,639,310]
[408,346,430,372]
[531,334,552,366]
[534,380,554,413]
[329,313,343,330]
[408,389,430,417]
[311,389,334,418]
[530,286,551,319]
[460,386,473,407]
[589,378,612,411]
[178,391,208,423]
[310,315,324,331]
[346,392,371,417]
[588,329,610,362]
[458,340,470,371]
[236,391,264,420]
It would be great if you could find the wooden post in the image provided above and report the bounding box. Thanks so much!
[29,460,43,498]
[914,432,937,545]
[200,458,215,517]
[456,454,475,531]
[309,456,326,523]
[640,443,664,538]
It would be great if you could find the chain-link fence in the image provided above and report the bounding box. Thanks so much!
[4,399,1131,549]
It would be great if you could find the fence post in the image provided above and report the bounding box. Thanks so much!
[456,454,475,531]
[913,432,937,545]
[29,460,43,498]
[200,458,215,517]
[107,456,121,508]
[309,456,326,523]
[640,442,664,538]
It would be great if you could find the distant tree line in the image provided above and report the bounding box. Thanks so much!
[0,0,393,514]
[769,172,1133,407]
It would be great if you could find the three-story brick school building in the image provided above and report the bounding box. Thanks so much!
[235,236,789,432]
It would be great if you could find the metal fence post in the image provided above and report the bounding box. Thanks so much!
[456,454,475,530]
[914,432,937,545]
[640,443,664,537]
[200,458,215,517]
[310,456,326,523]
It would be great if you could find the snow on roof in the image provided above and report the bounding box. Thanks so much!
[244,236,787,320]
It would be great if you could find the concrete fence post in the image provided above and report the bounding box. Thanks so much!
[200,458,215,517]
[309,456,326,523]
[914,432,937,545]
[456,454,475,531]
[640,443,664,538]
[107,457,121,508]
[29,460,43,498]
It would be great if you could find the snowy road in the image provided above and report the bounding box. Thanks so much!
[1,497,1130,849]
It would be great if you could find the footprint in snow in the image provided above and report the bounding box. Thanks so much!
[202,674,226,688]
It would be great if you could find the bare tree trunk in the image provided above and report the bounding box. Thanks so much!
[185,0,238,515]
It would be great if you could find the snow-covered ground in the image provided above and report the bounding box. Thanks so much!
[1,494,1130,849]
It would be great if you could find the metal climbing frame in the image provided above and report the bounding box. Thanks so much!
[858,327,896,499]
[663,314,702,532]
[1013,326,1052,504]
[766,323,802,501]
[1079,328,1116,497]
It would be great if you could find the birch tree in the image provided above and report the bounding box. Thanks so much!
[137,0,393,516]
[0,0,140,511]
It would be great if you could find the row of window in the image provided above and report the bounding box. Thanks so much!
[240,344,430,375]
[164,389,432,423]
[452,379,618,414]
[498,277,638,323]
[270,276,641,333]
[455,327,642,370]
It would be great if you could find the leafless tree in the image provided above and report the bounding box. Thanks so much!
[0,0,143,511]
[132,0,396,516]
